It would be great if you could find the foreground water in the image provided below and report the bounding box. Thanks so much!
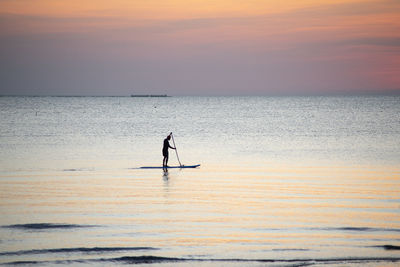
[0,96,399,266]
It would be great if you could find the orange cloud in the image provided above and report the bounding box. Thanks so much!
[0,0,399,94]
[0,0,383,19]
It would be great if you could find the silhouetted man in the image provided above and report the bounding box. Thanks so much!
[163,133,176,169]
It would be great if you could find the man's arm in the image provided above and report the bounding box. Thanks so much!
[168,133,176,149]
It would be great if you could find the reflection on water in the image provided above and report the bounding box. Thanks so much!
[0,164,399,266]
[0,96,399,266]
[163,169,169,181]
[163,169,170,199]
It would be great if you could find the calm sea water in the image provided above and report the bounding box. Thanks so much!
[0,96,399,266]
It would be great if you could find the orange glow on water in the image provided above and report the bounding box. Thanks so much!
[0,162,399,262]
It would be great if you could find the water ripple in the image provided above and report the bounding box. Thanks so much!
[0,247,158,256]
[2,223,96,230]
[2,256,400,266]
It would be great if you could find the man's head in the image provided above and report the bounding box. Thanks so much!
[167,136,171,140]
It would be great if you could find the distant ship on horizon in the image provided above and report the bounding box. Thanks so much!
[130,94,170,97]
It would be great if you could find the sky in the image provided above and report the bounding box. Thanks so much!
[0,0,399,96]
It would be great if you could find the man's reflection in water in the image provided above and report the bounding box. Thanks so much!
[162,169,170,199]
[163,169,169,182]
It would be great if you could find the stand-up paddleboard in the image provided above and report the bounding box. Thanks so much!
[142,133,199,170]
[140,164,200,169]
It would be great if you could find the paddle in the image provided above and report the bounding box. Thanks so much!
[170,132,182,167]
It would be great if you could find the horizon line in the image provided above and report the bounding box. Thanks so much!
[1,91,400,98]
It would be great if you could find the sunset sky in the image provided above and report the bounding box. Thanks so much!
[1,0,399,96]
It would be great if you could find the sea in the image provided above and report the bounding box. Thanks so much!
[0,96,399,266]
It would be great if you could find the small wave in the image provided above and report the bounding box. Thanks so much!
[101,256,400,265]
[373,245,400,250]
[2,260,42,265]
[337,227,400,232]
[272,248,310,251]
[106,256,183,264]
[3,256,400,266]
[2,223,96,230]
[255,227,400,233]
[62,168,94,172]
[311,227,400,232]
[105,256,400,265]
[0,247,157,256]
